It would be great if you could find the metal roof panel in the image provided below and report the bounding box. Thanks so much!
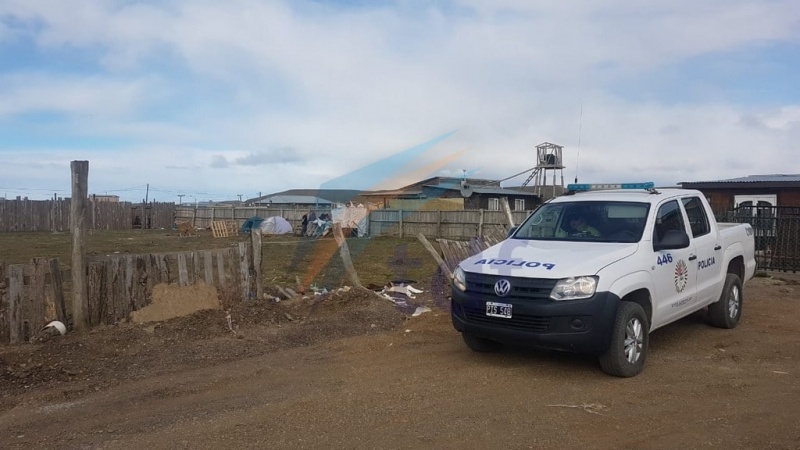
[681,174,800,184]
[257,195,332,204]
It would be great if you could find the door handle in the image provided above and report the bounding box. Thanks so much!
[714,245,722,251]
[688,255,698,261]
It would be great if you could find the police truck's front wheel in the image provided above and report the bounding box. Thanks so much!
[462,333,502,352]
[599,302,649,377]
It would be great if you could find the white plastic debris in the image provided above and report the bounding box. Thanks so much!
[43,321,67,336]
[382,283,424,299]
[225,310,236,335]
[412,306,431,317]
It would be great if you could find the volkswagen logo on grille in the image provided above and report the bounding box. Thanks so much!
[494,279,511,297]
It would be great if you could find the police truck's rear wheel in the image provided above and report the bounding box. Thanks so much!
[462,333,502,352]
[708,273,742,329]
[599,302,649,377]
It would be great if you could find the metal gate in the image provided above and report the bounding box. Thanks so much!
[719,206,800,272]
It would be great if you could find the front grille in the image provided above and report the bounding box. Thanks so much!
[463,308,550,332]
[456,274,556,331]
[465,273,557,301]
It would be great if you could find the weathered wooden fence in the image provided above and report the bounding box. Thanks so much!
[175,206,331,231]
[0,244,256,345]
[6,192,526,237]
[175,206,530,239]
[436,225,508,273]
[369,209,528,238]
[0,198,176,232]
[0,258,67,344]
[130,201,176,230]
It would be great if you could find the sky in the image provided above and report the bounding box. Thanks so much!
[1,0,799,203]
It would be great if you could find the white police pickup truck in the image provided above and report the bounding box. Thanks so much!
[451,182,756,377]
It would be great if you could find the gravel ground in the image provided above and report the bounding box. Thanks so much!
[1,274,799,449]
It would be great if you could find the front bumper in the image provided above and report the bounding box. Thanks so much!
[451,287,620,354]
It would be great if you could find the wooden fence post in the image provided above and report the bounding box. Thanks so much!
[48,259,67,324]
[417,234,452,280]
[216,251,226,289]
[203,251,214,286]
[478,209,485,236]
[238,241,251,302]
[7,265,23,343]
[0,264,8,344]
[90,197,97,232]
[70,161,89,332]
[250,229,263,299]
[500,197,515,227]
[192,252,201,284]
[399,210,404,238]
[333,223,363,288]
[177,253,189,286]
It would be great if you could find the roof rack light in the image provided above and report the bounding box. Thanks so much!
[567,182,655,192]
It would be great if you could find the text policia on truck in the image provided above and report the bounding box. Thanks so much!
[450,182,756,377]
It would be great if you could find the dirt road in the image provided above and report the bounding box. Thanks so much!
[1,276,799,449]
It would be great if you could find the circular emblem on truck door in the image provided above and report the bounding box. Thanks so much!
[674,259,689,292]
[494,279,511,297]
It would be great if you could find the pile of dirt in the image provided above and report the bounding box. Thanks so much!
[131,282,221,323]
[0,285,419,412]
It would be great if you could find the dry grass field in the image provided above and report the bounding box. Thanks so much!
[0,229,440,290]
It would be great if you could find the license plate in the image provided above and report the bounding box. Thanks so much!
[486,301,512,319]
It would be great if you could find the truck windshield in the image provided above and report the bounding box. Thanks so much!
[512,201,650,243]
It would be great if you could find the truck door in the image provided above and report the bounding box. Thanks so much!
[681,196,724,306]
[651,200,698,329]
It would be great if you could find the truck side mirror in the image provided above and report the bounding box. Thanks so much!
[507,226,518,238]
[653,229,690,251]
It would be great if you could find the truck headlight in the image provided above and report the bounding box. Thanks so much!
[550,276,598,301]
[453,266,467,292]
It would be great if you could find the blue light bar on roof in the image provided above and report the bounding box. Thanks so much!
[567,182,655,192]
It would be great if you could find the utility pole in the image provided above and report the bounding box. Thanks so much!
[145,183,149,204]
[238,194,243,203]
[178,194,185,205]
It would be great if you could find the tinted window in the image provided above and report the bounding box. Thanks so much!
[681,197,710,238]
[654,200,686,242]
[512,201,649,243]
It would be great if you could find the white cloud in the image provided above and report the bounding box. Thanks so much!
[0,73,153,118]
[0,0,799,201]
[756,106,800,131]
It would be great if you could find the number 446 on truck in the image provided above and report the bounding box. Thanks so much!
[450,182,756,377]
